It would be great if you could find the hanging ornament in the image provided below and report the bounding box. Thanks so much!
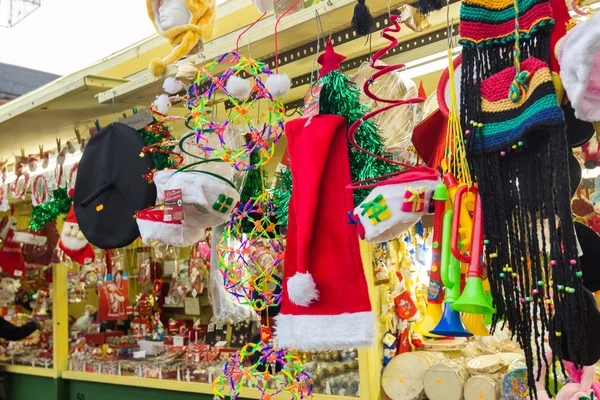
[351,0,373,37]
[189,51,285,171]
[212,338,313,400]
[218,192,284,313]
[31,175,48,207]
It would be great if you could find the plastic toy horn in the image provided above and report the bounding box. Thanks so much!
[430,183,473,337]
[450,185,495,315]
[413,183,446,337]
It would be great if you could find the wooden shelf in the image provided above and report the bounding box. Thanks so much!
[62,370,357,399]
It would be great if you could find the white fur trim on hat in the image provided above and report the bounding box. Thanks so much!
[137,217,204,247]
[286,272,319,307]
[154,170,240,229]
[265,74,291,98]
[226,75,252,99]
[559,13,600,122]
[274,311,375,351]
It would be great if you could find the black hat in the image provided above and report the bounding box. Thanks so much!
[574,222,600,292]
[74,123,157,249]
[564,102,596,148]
[558,287,600,366]
[569,151,582,199]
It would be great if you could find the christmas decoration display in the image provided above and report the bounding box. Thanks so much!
[275,114,374,350]
[59,203,95,266]
[212,337,313,400]
[460,0,586,395]
[0,217,26,278]
[218,192,284,314]
[188,51,285,171]
[138,119,178,173]
[146,0,217,77]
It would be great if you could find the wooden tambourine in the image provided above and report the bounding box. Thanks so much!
[464,373,503,400]
[467,353,525,375]
[423,362,469,400]
[382,352,447,400]
[421,339,466,352]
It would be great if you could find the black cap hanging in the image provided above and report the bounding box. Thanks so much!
[74,122,157,249]
[351,0,373,37]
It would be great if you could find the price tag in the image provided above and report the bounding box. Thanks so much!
[164,189,184,222]
[119,108,154,131]
[302,83,323,118]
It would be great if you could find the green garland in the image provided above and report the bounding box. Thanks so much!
[29,188,72,232]
[239,149,268,233]
[273,70,397,227]
[273,168,292,228]
[138,121,176,171]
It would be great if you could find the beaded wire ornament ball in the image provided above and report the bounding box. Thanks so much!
[218,192,284,313]
[188,51,286,171]
[212,340,314,400]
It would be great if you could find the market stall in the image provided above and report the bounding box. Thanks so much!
[1,0,600,399]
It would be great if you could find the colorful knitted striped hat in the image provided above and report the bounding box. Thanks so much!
[461,0,588,396]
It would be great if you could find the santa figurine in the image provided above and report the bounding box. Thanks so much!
[59,202,94,265]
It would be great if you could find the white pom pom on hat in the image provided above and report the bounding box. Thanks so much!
[163,77,187,94]
[265,74,291,99]
[226,75,252,99]
[286,272,319,307]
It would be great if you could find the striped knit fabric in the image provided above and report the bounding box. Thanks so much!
[473,58,563,152]
[459,0,554,47]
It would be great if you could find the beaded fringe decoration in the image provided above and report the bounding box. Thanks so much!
[460,0,587,398]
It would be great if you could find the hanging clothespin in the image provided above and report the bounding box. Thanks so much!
[74,128,87,152]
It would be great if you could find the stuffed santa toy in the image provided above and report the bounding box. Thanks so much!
[59,204,94,265]
[0,217,26,278]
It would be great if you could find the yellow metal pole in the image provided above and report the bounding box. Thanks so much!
[53,263,69,378]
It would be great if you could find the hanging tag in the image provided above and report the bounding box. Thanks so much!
[119,108,153,131]
[164,189,184,222]
[303,83,323,118]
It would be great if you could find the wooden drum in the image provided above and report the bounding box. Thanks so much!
[423,362,470,400]
[382,352,447,400]
[464,373,503,400]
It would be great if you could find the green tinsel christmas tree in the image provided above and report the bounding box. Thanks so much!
[239,148,267,233]
[273,70,397,227]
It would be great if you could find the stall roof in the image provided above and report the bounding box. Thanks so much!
[0,63,59,98]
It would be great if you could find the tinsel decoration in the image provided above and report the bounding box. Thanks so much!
[273,168,292,228]
[319,70,398,205]
[240,145,269,234]
[138,121,176,171]
[351,0,373,36]
[28,188,72,232]
[418,0,444,16]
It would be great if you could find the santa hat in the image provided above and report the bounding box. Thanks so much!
[275,115,374,351]
[352,167,440,243]
[136,207,205,247]
[146,0,217,76]
[153,169,240,228]
[558,12,600,122]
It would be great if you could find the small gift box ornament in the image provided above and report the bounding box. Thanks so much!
[401,186,426,213]
[359,194,391,225]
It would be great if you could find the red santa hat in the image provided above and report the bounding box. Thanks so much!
[275,115,374,351]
